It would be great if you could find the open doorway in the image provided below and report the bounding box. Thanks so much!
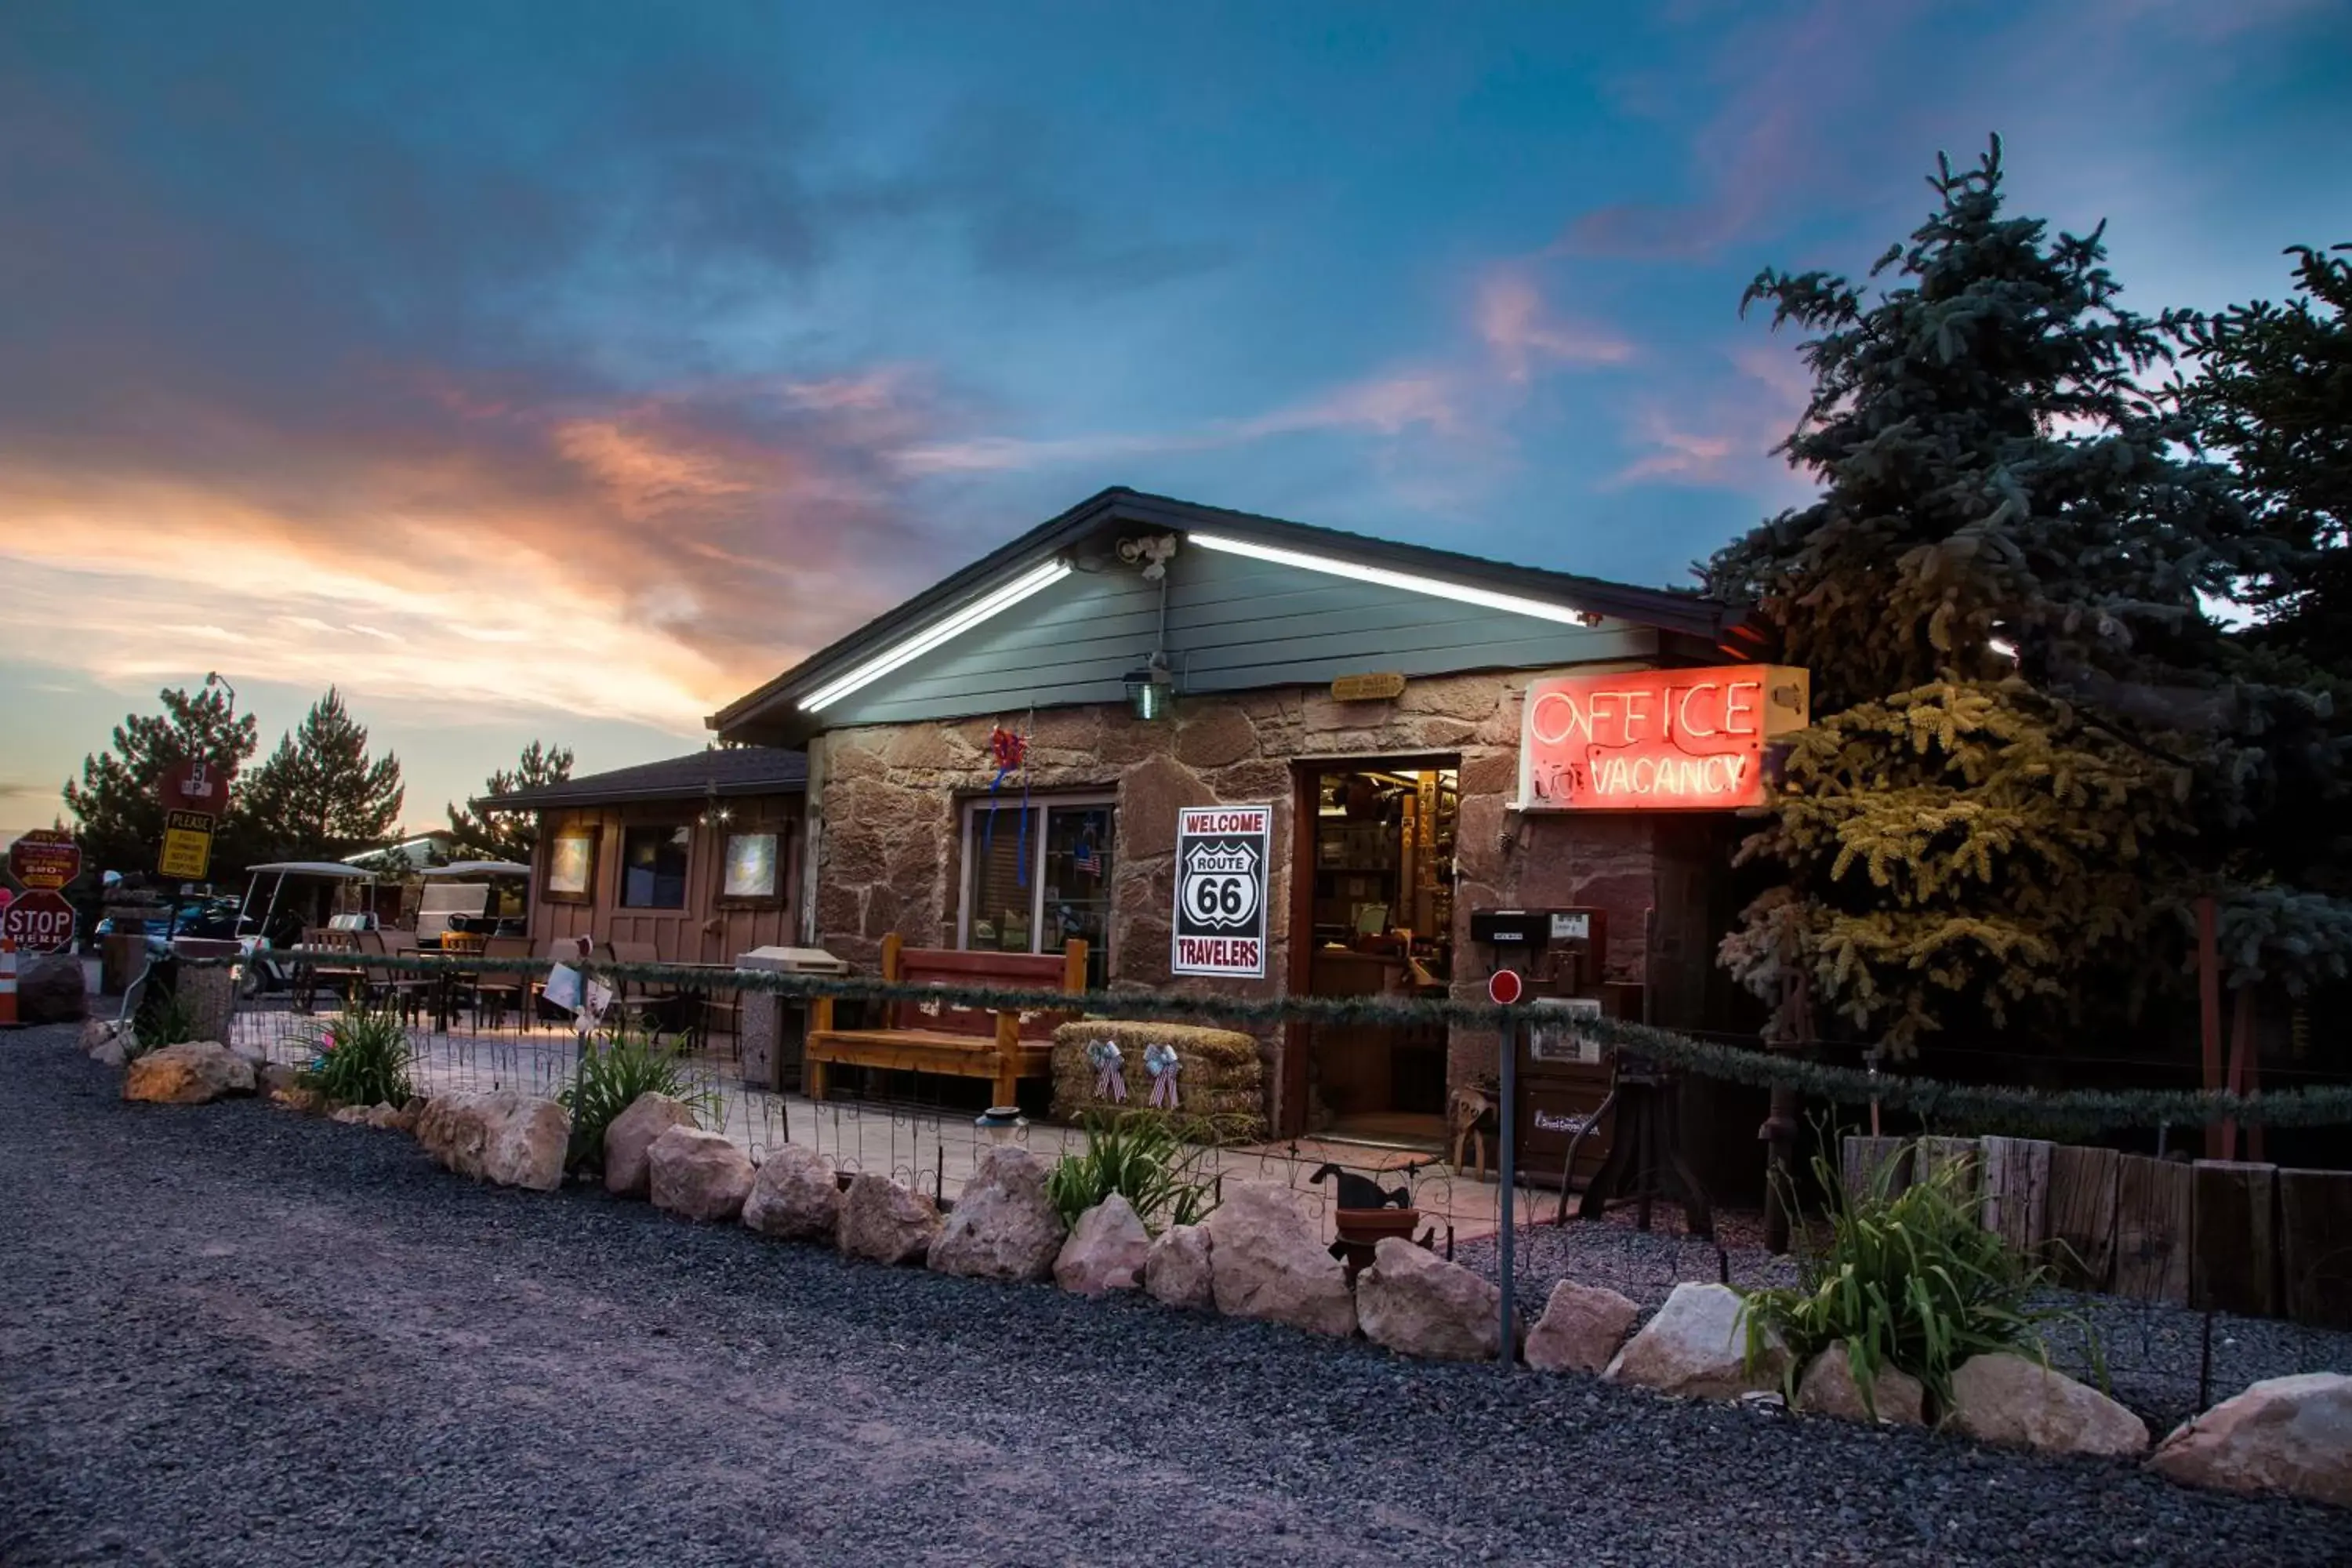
[1293,759,1459,1147]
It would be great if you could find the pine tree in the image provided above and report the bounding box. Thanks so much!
[61,685,258,877]
[239,688,406,862]
[445,740,573,862]
[1707,138,2310,1053]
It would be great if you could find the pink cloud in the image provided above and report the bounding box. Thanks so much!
[1475,272,1637,381]
[1606,339,1814,492]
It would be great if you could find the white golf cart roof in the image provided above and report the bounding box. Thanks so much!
[418,860,532,878]
[245,862,379,879]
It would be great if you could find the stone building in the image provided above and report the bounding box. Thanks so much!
[712,488,1787,1160]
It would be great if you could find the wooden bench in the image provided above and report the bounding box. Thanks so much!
[804,935,1086,1106]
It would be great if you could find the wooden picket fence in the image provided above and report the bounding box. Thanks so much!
[1840,1135,2352,1328]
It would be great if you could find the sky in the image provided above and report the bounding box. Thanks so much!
[3,0,2348,843]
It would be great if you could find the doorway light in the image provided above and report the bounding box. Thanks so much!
[1189,532,1602,626]
[800,559,1073,711]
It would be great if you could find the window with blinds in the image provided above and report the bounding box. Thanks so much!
[960,796,1116,984]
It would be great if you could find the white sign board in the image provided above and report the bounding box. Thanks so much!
[1171,804,1272,978]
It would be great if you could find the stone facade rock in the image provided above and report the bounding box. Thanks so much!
[838,1173,942,1265]
[1356,1237,1500,1362]
[1603,1283,1788,1400]
[927,1147,1066,1283]
[807,668,1681,1132]
[1203,1181,1356,1338]
[648,1127,757,1223]
[18,953,88,1024]
[1054,1195,1152,1297]
[1144,1223,1214,1310]
[1523,1279,1639,1375]
[1946,1352,2150,1457]
[122,1041,255,1105]
[604,1091,700,1198]
[1795,1343,1926,1425]
[413,1091,568,1192]
[742,1145,841,1242]
[2147,1373,2352,1506]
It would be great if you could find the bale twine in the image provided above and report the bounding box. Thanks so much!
[1050,1019,1267,1143]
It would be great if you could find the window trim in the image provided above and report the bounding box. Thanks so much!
[616,822,695,911]
[956,792,1117,962]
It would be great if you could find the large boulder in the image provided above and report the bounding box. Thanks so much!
[1795,1342,1926,1425]
[1144,1223,1214,1311]
[1524,1279,1639,1375]
[18,954,88,1023]
[1946,1352,2149,1457]
[1357,1237,1501,1362]
[122,1041,255,1105]
[742,1145,841,1242]
[648,1127,756,1223]
[1604,1283,1789,1400]
[1204,1182,1356,1338]
[2147,1373,2352,1505]
[413,1091,569,1192]
[838,1173,942,1265]
[1054,1196,1152,1297]
[927,1147,1066,1283]
[604,1092,699,1198]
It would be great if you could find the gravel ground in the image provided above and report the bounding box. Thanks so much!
[5,1025,2347,1568]
[1456,1194,2352,1432]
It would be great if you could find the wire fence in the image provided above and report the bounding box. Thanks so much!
[206,953,2352,1430]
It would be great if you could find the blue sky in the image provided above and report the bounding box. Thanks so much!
[4,0,2347,840]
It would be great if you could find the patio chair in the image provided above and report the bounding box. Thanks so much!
[606,939,681,1038]
[302,927,366,1012]
[472,935,535,1032]
[361,929,434,1024]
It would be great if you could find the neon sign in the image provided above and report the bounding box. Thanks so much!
[1516,664,1809,811]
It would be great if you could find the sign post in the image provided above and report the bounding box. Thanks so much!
[1488,965,1525,1368]
[1170,804,1272,979]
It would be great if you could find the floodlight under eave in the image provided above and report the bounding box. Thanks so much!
[798,558,1073,712]
[1188,532,1599,626]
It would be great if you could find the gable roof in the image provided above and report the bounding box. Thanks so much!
[478,746,806,811]
[711,487,1755,738]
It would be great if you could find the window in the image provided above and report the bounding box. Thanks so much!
[619,825,691,909]
[960,796,1116,988]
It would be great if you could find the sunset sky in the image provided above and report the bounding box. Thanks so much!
[5,0,2347,846]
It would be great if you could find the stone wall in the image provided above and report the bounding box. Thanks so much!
[806,665,1678,1131]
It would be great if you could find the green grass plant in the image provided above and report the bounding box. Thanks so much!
[1044,1112,1218,1232]
[302,1003,416,1108]
[559,1025,720,1174]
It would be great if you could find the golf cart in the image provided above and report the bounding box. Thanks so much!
[234,861,383,997]
[416,860,531,943]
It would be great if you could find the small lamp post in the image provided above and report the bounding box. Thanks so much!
[975,1105,1027,1145]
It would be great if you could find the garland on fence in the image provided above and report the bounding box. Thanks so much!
[183,952,2352,1131]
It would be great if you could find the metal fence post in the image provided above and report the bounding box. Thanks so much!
[1498,1008,1518,1370]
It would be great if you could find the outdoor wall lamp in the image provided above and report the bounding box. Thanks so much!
[1124,652,1175,721]
[976,1105,1027,1145]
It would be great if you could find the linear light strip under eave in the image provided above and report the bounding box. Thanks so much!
[798,558,1073,712]
[1187,531,1597,626]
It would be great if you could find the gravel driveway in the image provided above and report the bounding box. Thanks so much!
[5,1025,2346,1568]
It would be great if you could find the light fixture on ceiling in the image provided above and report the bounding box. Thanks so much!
[800,558,1073,711]
[1189,532,1602,626]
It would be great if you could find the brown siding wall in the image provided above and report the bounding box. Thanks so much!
[528,794,803,964]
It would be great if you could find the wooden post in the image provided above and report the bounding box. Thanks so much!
[2044,1145,2121,1290]
[1841,1135,1911,1203]
[2191,1160,2279,1319]
[1915,1136,1980,1198]
[1980,1136,2054,1255]
[2221,985,2256,1163]
[2278,1168,2352,1329]
[2113,1155,2192,1305]
[2197,897,2223,1160]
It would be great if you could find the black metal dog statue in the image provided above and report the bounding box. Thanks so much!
[1309,1163,1410,1210]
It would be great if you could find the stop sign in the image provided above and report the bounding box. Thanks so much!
[2,889,75,953]
[1486,967,1525,1006]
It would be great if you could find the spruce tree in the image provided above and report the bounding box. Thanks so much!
[1707,139,2302,1053]
[239,688,406,862]
[445,739,573,862]
[62,685,258,877]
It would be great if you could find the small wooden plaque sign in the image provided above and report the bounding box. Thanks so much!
[1330,671,1406,702]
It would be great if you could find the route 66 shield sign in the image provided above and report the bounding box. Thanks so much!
[1171,804,1271,978]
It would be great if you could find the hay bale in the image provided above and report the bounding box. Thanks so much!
[1051,1020,1267,1143]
